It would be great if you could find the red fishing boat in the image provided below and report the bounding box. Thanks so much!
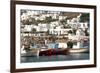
[39,48,69,56]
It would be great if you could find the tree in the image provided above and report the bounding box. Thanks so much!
[32,28,36,33]
[80,13,89,22]
[68,30,73,34]
[73,29,77,35]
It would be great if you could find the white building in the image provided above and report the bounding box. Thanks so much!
[37,23,48,32]
[76,29,85,36]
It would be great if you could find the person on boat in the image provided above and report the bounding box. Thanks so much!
[67,39,73,48]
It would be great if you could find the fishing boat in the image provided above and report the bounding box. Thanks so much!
[21,49,40,57]
[69,48,89,53]
[21,48,89,57]
[39,48,89,56]
[21,40,89,57]
[39,48,69,56]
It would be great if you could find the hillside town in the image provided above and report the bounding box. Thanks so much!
[20,10,90,56]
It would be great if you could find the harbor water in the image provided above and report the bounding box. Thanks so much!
[21,53,89,63]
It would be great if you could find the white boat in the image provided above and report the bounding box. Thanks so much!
[69,48,89,53]
[21,46,49,57]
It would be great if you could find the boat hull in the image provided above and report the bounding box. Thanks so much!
[69,48,89,53]
[21,48,89,57]
[39,49,69,56]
